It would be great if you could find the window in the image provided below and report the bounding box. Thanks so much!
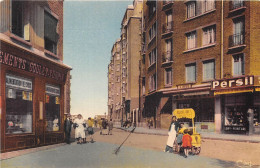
[186,63,196,83]
[149,48,157,66]
[116,54,120,60]
[203,60,215,81]
[203,26,216,45]
[12,1,29,40]
[233,54,244,76]
[233,18,244,46]
[44,11,58,55]
[232,0,244,9]
[5,75,33,134]
[149,74,156,91]
[202,0,215,13]
[186,31,196,49]
[165,39,172,62]
[149,22,156,42]
[148,1,156,17]
[187,1,196,18]
[117,64,120,71]
[45,85,61,132]
[117,76,120,82]
[142,77,146,95]
[122,68,126,77]
[187,1,215,19]
[165,68,172,85]
[166,12,173,31]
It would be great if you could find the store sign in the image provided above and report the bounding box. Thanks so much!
[46,85,60,96]
[6,75,32,90]
[212,76,254,90]
[0,50,65,82]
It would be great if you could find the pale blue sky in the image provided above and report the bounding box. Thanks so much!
[64,1,132,119]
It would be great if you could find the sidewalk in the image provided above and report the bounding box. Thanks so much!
[115,126,260,143]
[0,143,67,160]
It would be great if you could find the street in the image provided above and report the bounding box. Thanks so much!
[1,128,259,168]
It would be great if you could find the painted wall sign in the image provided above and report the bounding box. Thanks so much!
[0,50,65,82]
[212,76,254,90]
[6,74,32,90]
[46,84,60,96]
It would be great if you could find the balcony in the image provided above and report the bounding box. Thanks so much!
[162,51,173,66]
[230,0,245,11]
[228,32,245,49]
[162,21,173,38]
[162,0,174,10]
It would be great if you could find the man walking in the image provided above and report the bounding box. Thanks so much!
[64,114,73,144]
[108,119,113,135]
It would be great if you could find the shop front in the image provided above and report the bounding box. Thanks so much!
[160,84,215,132]
[0,41,71,152]
[212,76,260,134]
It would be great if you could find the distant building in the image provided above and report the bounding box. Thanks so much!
[108,0,143,126]
[0,0,72,152]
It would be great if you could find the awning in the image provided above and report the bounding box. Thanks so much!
[214,88,254,96]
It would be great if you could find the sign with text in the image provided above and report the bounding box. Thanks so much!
[46,84,60,96]
[0,50,65,82]
[6,74,32,90]
[173,108,195,119]
[212,76,254,90]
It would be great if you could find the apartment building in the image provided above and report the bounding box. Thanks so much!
[141,0,260,134]
[0,0,71,152]
[108,0,143,126]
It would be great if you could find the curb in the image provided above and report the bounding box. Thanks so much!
[116,127,260,143]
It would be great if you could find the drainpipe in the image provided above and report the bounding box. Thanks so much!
[155,0,158,129]
[221,0,224,79]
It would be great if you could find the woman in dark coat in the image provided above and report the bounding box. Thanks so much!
[64,115,73,144]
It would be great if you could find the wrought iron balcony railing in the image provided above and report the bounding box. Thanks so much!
[162,51,173,63]
[162,21,173,35]
[229,32,245,48]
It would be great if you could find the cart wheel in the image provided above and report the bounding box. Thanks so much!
[195,147,201,155]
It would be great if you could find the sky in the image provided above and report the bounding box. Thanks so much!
[63,1,132,119]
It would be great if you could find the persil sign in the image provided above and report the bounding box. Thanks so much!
[212,76,254,90]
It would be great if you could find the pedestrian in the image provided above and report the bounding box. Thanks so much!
[99,118,103,135]
[148,119,151,129]
[64,114,72,144]
[87,117,94,143]
[182,129,192,158]
[83,121,88,143]
[107,119,114,135]
[102,119,108,135]
[74,114,86,144]
[176,122,186,153]
[164,116,179,153]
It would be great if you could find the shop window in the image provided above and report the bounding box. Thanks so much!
[5,75,33,134]
[44,11,58,55]
[185,63,196,83]
[203,60,215,81]
[45,84,60,132]
[225,106,247,127]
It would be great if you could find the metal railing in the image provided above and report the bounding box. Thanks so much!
[162,21,173,34]
[162,51,173,63]
[229,32,245,48]
[230,0,245,10]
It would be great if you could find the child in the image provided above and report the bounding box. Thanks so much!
[176,123,186,153]
[182,129,192,158]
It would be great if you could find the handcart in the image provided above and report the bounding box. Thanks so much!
[173,108,201,155]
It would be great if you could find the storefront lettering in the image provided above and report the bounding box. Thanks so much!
[46,85,60,96]
[6,75,32,90]
[212,76,254,90]
[0,50,65,82]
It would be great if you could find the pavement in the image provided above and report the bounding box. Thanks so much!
[115,125,260,143]
[1,141,242,168]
